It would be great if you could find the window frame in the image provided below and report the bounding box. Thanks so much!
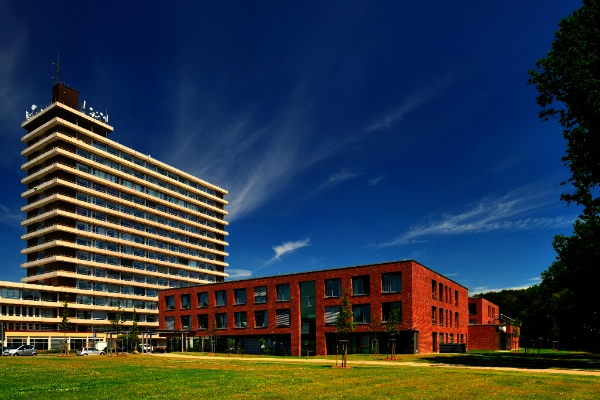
[381,272,402,293]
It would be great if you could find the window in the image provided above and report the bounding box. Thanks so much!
[439,308,444,326]
[181,315,191,330]
[234,312,247,328]
[254,286,267,303]
[439,283,443,301]
[325,306,340,325]
[197,292,208,308]
[352,304,371,323]
[197,314,208,330]
[255,310,268,327]
[215,290,226,306]
[165,316,175,331]
[432,280,437,299]
[455,312,459,328]
[301,323,310,333]
[1,289,19,299]
[276,284,290,301]
[432,306,437,325]
[468,303,476,315]
[165,296,175,311]
[382,302,402,323]
[469,319,476,325]
[455,290,459,306]
[382,272,402,293]
[352,276,370,295]
[325,278,341,297]
[216,313,227,329]
[181,294,190,309]
[234,289,246,305]
[276,309,291,327]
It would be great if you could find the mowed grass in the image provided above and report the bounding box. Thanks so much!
[1,355,600,399]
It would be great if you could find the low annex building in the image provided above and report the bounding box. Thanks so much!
[467,297,520,351]
[158,260,469,355]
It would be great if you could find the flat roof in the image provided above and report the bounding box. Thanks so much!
[162,259,469,291]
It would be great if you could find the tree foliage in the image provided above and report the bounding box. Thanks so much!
[527,0,600,349]
[528,0,600,216]
[128,309,141,351]
[58,295,71,356]
[335,289,356,335]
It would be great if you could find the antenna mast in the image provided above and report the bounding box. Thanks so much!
[52,54,60,85]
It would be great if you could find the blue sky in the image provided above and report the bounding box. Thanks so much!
[0,1,584,294]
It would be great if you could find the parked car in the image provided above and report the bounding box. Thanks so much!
[4,345,37,356]
[141,344,153,353]
[76,347,105,356]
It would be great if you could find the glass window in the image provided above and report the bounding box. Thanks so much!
[181,315,191,330]
[325,278,341,297]
[165,316,174,331]
[234,312,247,328]
[352,276,369,295]
[181,294,190,309]
[215,290,226,306]
[197,292,208,307]
[165,296,175,311]
[234,289,246,305]
[324,306,340,325]
[255,310,268,328]
[382,302,403,323]
[276,284,290,301]
[468,303,477,315]
[197,314,208,330]
[352,304,371,323]
[382,272,402,293]
[254,286,267,303]
[216,313,227,329]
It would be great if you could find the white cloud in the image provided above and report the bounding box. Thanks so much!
[225,269,253,280]
[368,175,386,186]
[470,282,539,295]
[0,205,21,227]
[377,182,576,247]
[266,238,311,265]
[442,273,458,277]
[364,74,455,133]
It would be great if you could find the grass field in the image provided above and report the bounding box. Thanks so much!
[1,353,600,399]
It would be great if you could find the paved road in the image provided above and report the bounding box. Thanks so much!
[152,353,600,377]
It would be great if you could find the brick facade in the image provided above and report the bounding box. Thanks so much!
[468,297,497,325]
[158,260,469,355]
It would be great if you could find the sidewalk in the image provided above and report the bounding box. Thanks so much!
[152,353,600,377]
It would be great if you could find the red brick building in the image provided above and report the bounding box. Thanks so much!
[158,260,469,355]
[467,298,520,351]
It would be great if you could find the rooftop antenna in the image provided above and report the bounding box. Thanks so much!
[52,54,60,85]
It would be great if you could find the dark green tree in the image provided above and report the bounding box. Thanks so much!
[528,0,600,349]
[528,0,600,216]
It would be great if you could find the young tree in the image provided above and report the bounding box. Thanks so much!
[335,289,355,367]
[206,318,219,354]
[128,309,141,352]
[58,295,71,356]
[109,306,125,355]
[384,308,402,359]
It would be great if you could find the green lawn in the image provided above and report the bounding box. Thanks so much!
[1,354,599,399]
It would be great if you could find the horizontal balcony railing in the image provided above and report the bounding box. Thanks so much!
[21,178,228,238]
[21,157,228,229]
[22,194,228,257]
[22,123,227,201]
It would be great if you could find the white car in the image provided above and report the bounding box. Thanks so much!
[76,347,105,356]
[141,344,153,353]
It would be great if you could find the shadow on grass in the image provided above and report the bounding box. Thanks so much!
[418,351,600,370]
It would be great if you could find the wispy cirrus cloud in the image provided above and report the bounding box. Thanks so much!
[0,205,21,227]
[225,269,253,280]
[470,279,541,295]
[368,175,386,186]
[265,238,311,265]
[364,74,456,133]
[377,183,576,248]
